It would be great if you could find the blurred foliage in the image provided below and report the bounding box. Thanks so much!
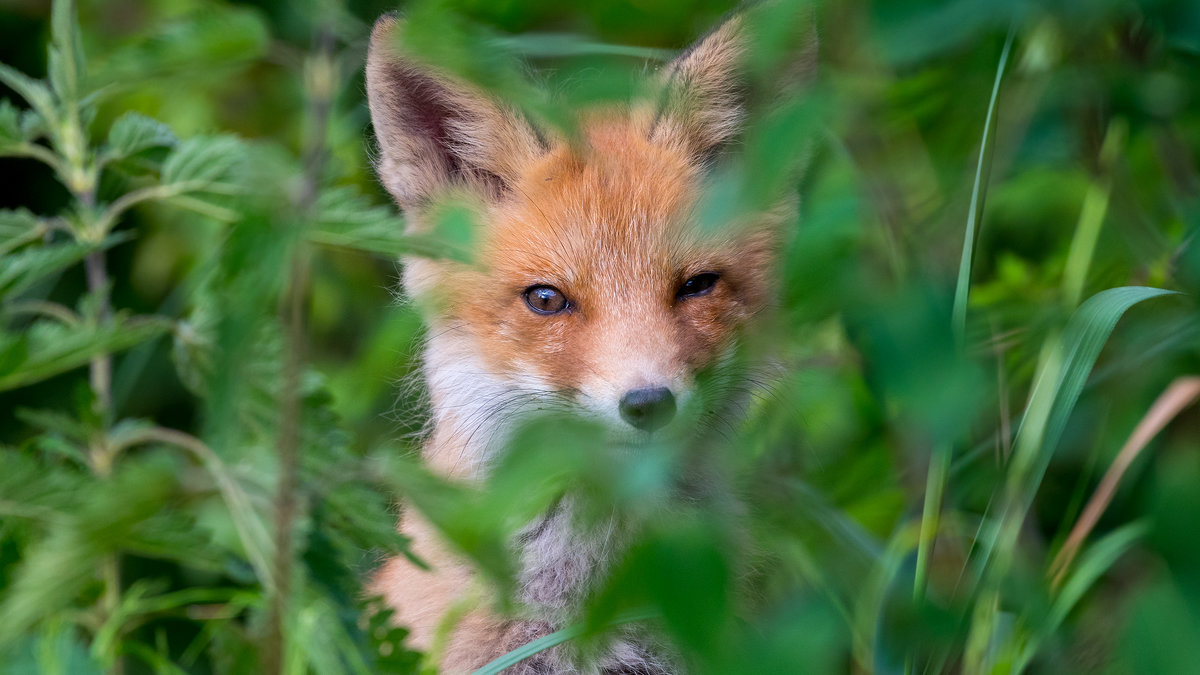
[1,0,1198,673]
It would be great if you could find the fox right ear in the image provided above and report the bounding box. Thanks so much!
[650,5,817,164]
[366,14,545,213]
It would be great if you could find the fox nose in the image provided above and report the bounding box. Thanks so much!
[618,387,676,431]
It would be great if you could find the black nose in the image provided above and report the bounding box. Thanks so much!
[618,387,676,431]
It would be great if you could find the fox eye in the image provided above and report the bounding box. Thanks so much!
[523,285,569,315]
[677,273,720,299]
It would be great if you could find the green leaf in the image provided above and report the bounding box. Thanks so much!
[0,99,21,144]
[48,0,86,102]
[15,407,91,444]
[915,29,1014,610]
[0,64,58,129]
[307,187,408,257]
[20,108,46,140]
[104,112,176,162]
[471,608,659,675]
[0,208,46,255]
[0,234,124,299]
[0,315,171,392]
[161,135,244,190]
[953,27,1014,342]
[1007,521,1148,673]
[5,619,104,675]
[1011,287,1178,492]
[972,287,1178,587]
[93,6,269,85]
[1048,522,1146,638]
[0,459,179,648]
[46,47,75,106]
[491,33,674,60]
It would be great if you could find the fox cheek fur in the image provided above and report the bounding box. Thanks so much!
[366,8,814,672]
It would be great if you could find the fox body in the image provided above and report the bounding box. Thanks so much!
[366,10,814,673]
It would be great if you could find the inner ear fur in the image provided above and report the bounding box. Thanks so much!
[366,14,545,215]
[650,5,817,164]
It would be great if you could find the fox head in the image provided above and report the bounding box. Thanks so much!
[367,11,815,444]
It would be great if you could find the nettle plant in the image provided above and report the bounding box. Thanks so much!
[0,1,419,672]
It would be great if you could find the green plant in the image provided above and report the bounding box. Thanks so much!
[0,1,420,672]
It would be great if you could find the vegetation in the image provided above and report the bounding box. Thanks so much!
[1,0,1198,673]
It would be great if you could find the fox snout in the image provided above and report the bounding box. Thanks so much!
[618,386,676,431]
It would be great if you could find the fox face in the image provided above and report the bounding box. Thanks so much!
[367,13,812,445]
[440,123,782,433]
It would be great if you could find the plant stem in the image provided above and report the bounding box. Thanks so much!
[85,240,123,675]
[263,28,334,675]
[77,134,124,673]
[84,249,112,415]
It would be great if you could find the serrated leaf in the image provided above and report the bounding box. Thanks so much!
[19,108,46,140]
[0,459,179,647]
[0,208,46,255]
[0,63,58,128]
[0,234,124,299]
[307,187,409,256]
[0,99,20,144]
[5,620,104,675]
[94,6,269,85]
[161,135,244,189]
[47,47,76,105]
[0,316,171,392]
[15,407,91,444]
[49,0,86,102]
[104,112,176,161]
[0,331,29,377]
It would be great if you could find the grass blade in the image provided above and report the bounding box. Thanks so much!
[1060,119,1126,308]
[971,286,1177,589]
[1050,376,1200,584]
[952,27,1015,344]
[1014,521,1148,672]
[471,608,659,675]
[914,26,1015,609]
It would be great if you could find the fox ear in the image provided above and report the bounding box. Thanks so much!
[650,8,817,163]
[366,14,545,213]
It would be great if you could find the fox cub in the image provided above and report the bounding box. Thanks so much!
[366,7,815,673]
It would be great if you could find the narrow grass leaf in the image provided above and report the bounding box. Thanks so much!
[952,27,1014,344]
[1014,521,1147,672]
[972,286,1177,587]
[471,608,659,675]
[916,27,1014,608]
[1060,119,1126,308]
[1051,376,1200,583]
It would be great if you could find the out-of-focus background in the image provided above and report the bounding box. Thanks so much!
[1,0,1198,673]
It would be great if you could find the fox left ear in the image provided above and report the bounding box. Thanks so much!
[366,14,545,215]
[650,5,817,164]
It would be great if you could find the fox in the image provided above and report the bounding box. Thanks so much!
[365,7,816,673]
